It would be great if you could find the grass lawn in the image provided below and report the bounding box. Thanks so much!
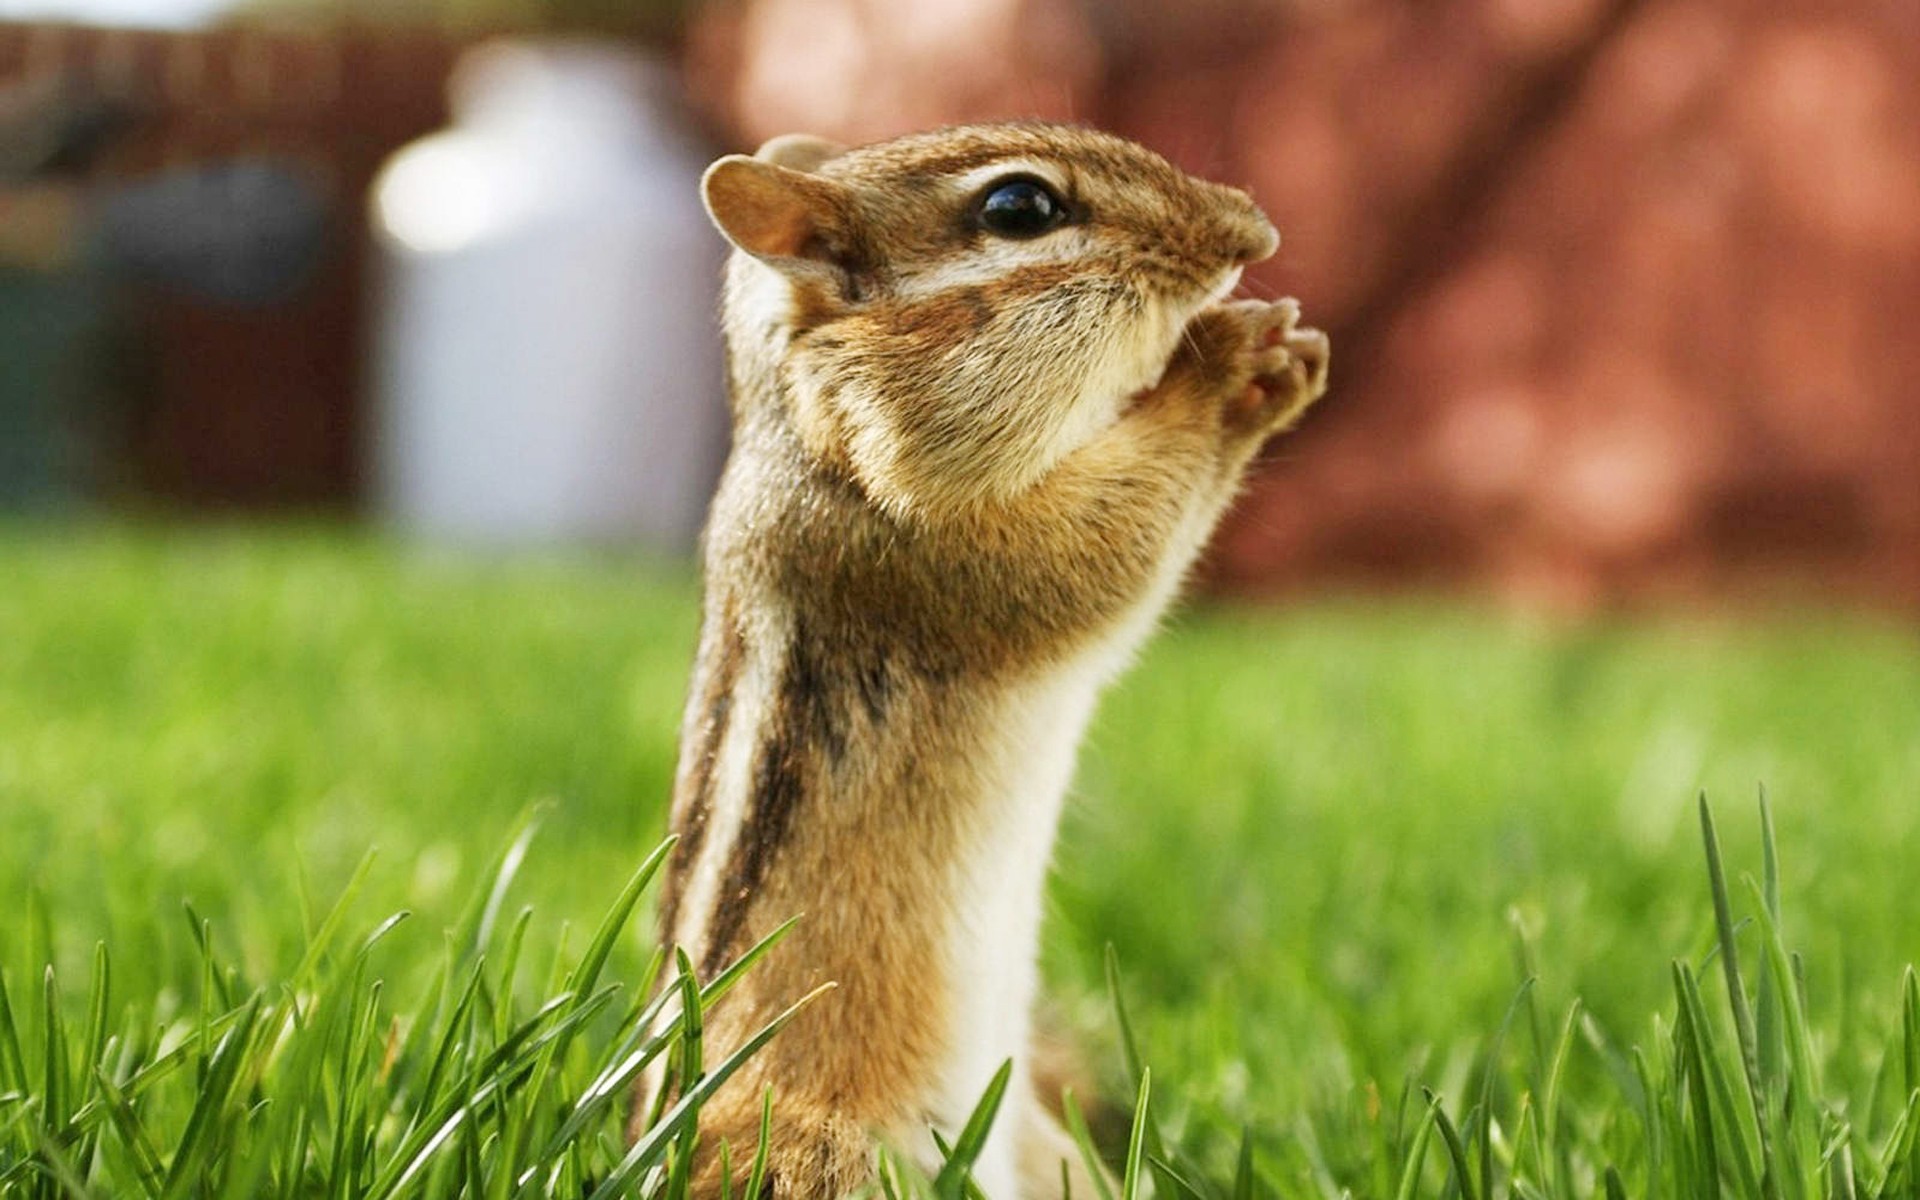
[4,523,1920,1197]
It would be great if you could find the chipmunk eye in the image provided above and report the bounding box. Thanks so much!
[977,179,1067,239]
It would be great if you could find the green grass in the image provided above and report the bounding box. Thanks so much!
[4,523,1920,1196]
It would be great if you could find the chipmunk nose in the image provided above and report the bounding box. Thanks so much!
[1233,216,1280,264]
[1208,186,1279,265]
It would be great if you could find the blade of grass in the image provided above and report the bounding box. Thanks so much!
[569,838,676,1004]
[61,1003,254,1129]
[1105,946,1146,1091]
[22,1115,96,1199]
[370,985,618,1199]
[932,1059,1011,1200]
[90,1067,165,1199]
[452,804,549,960]
[42,965,68,1135]
[1233,1126,1255,1200]
[675,949,705,1095]
[1870,1089,1918,1197]
[528,918,801,1173]
[1145,1153,1207,1200]
[1106,947,1169,1171]
[1742,875,1826,1196]
[1392,1099,1439,1200]
[0,968,25,1097]
[1061,1088,1117,1200]
[1422,1089,1477,1200]
[409,958,488,1143]
[159,991,263,1200]
[491,907,536,1045]
[702,917,802,1015]
[588,983,833,1200]
[1120,1069,1151,1200]
[1604,1164,1627,1200]
[286,849,380,998]
[744,1087,775,1200]
[1477,977,1534,1198]
[1538,999,1583,1195]
[1755,789,1786,1092]
[77,943,109,1116]
[1673,961,1741,1197]
[1905,970,1920,1111]
[524,988,686,1171]
[1699,794,1780,1200]
[671,949,709,1200]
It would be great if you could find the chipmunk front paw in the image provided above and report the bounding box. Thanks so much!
[1217,297,1330,437]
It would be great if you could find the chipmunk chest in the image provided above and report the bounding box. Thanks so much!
[926,658,1108,1161]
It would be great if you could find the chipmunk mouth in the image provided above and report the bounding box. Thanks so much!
[1168,266,1243,340]
[1201,266,1244,309]
[1119,265,1249,406]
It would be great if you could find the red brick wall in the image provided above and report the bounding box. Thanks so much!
[1189,0,1920,609]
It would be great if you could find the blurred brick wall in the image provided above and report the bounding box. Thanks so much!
[1190,0,1920,609]
[0,21,462,505]
[694,0,1920,609]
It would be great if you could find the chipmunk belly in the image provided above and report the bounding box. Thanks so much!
[920,656,1108,1196]
[919,519,1223,1183]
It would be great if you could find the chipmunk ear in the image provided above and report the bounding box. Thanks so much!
[702,155,853,266]
[753,133,845,173]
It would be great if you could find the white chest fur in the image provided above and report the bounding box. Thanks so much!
[919,654,1107,1196]
[917,487,1218,1194]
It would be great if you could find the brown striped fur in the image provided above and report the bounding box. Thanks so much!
[635,124,1330,1199]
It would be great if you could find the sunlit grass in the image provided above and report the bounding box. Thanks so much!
[3,524,1919,1196]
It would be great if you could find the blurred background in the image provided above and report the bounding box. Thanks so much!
[6,4,1920,1172]
[4,0,1916,609]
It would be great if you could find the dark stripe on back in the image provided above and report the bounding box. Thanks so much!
[699,638,808,976]
[699,622,892,975]
[658,603,745,944]
[852,643,893,725]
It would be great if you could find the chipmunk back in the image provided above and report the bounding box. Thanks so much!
[641,122,1329,1199]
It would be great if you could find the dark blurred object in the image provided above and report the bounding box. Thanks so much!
[0,183,79,271]
[0,65,331,511]
[90,161,327,304]
[0,73,137,181]
[0,20,467,506]
[690,0,1920,611]
[0,77,129,511]
[0,269,100,508]
[236,0,695,39]
[0,162,331,305]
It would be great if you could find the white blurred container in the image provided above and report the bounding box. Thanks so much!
[369,41,726,549]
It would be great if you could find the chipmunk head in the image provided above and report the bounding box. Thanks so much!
[702,123,1278,518]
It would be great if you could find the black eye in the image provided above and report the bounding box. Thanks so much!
[977,179,1067,239]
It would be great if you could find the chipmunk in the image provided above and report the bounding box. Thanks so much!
[643,122,1329,1199]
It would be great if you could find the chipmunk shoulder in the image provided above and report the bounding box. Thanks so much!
[642,122,1329,1200]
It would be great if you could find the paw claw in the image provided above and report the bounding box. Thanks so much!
[1238,299,1329,431]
